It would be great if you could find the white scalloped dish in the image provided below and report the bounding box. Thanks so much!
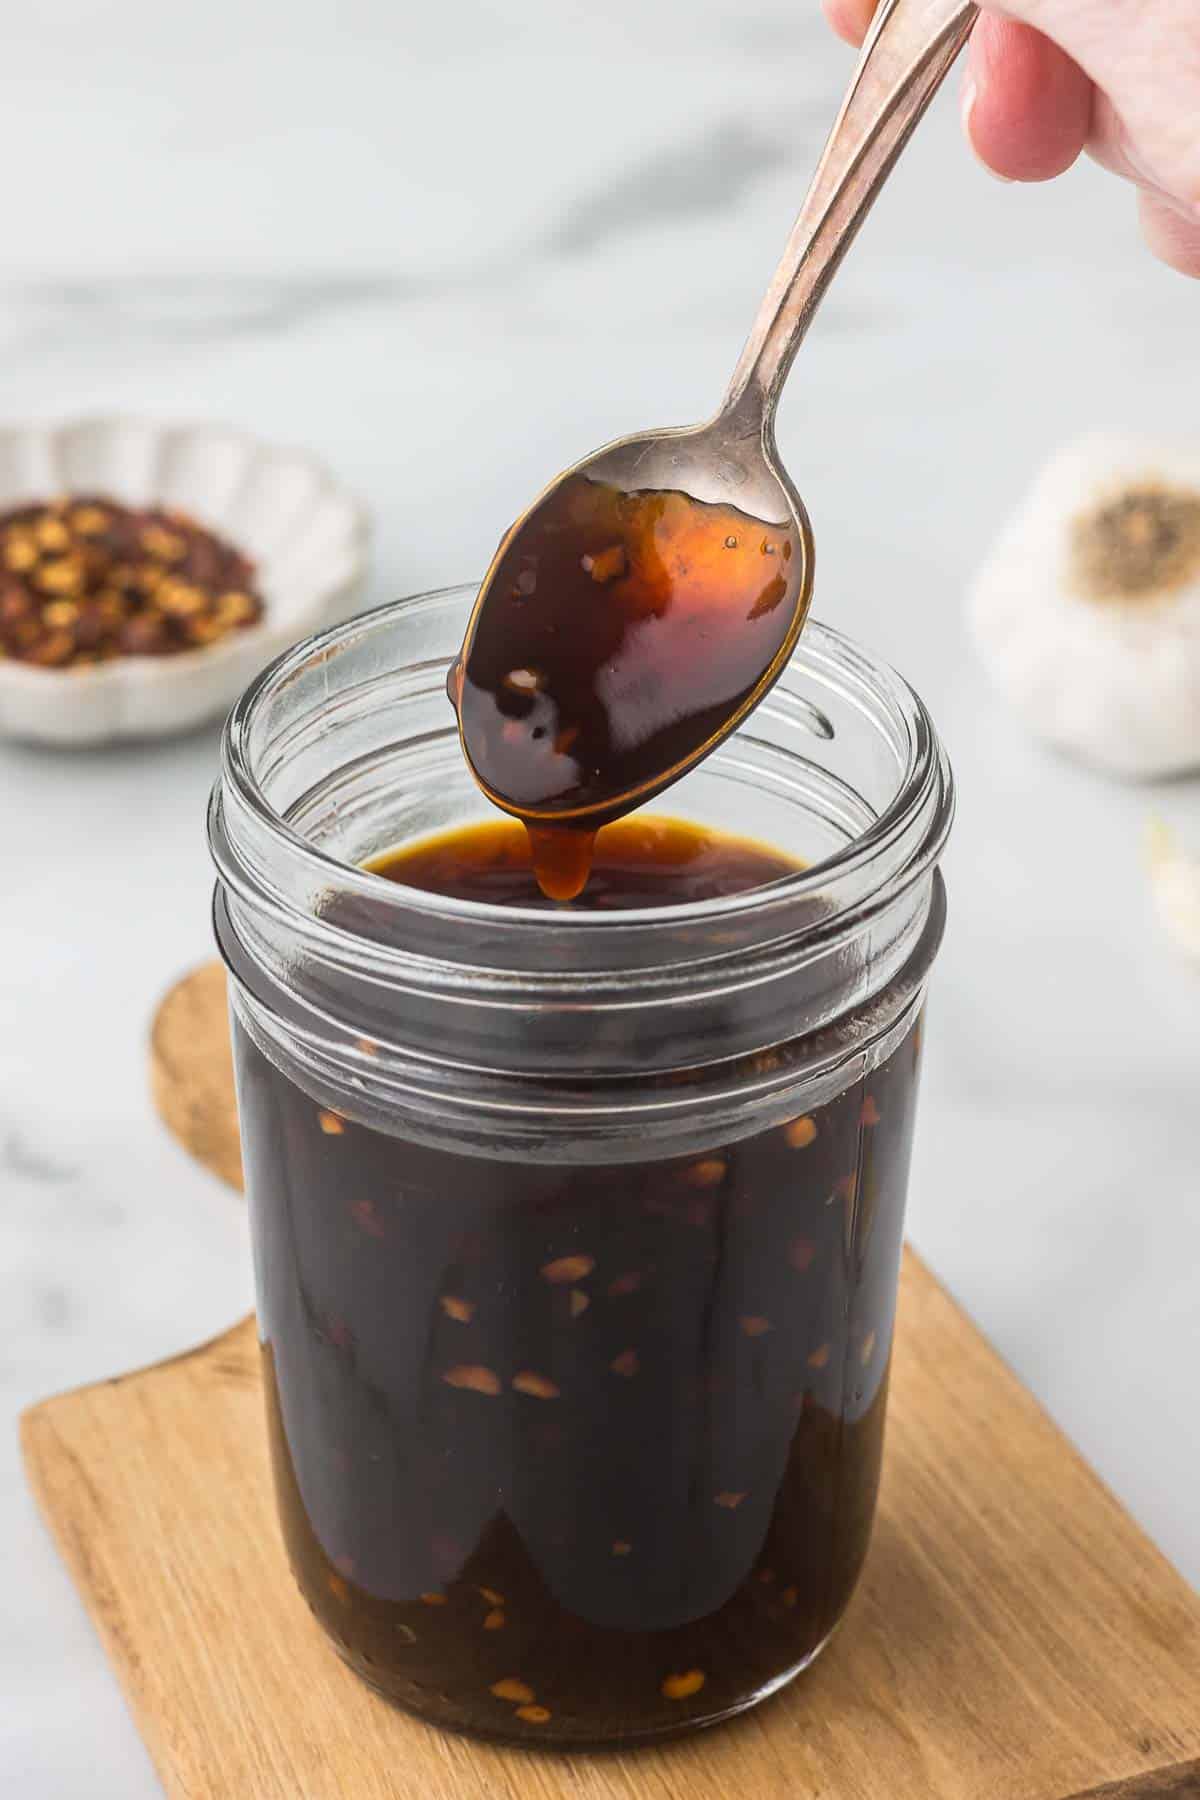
[0,418,371,745]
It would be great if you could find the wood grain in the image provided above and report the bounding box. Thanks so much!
[149,962,242,1190]
[22,1253,1200,1800]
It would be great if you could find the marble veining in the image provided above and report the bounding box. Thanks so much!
[546,123,802,254]
[1,1131,79,1186]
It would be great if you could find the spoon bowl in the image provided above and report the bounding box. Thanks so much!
[451,418,814,826]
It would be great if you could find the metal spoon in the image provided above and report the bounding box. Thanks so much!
[451,0,977,892]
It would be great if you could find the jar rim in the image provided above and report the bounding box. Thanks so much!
[212,583,953,1137]
[219,583,952,934]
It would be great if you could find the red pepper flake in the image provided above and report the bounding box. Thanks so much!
[714,1491,746,1509]
[318,1110,345,1136]
[611,1540,632,1556]
[3,531,36,571]
[740,1315,772,1338]
[515,1704,552,1724]
[477,1586,504,1607]
[610,1349,639,1379]
[683,1158,726,1188]
[757,1568,775,1584]
[807,1343,832,1370]
[483,1609,506,1631]
[788,1237,817,1273]
[512,1370,560,1400]
[661,1670,706,1701]
[140,523,187,561]
[419,1591,447,1606]
[490,1678,535,1704]
[441,1365,502,1396]
[0,495,264,668]
[39,516,74,552]
[581,544,626,583]
[782,1586,798,1608]
[784,1115,817,1149]
[540,1253,595,1284]
[860,1096,881,1127]
[440,1295,475,1324]
[327,1573,349,1604]
[607,1271,643,1298]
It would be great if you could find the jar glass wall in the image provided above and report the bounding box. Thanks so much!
[209,587,953,1747]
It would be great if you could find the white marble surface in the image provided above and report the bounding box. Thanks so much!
[2,2,1199,1793]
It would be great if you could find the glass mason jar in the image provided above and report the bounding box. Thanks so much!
[208,584,953,1748]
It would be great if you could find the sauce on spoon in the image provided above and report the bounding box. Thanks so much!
[447,473,805,899]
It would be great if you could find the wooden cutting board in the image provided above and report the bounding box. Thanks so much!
[20,966,1200,1800]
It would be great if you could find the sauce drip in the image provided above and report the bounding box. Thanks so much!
[448,474,805,900]
[369,814,800,910]
[524,825,597,903]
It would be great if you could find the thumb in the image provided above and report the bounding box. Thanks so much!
[821,0,876,47]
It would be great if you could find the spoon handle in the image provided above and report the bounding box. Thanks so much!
[722,0,978,432]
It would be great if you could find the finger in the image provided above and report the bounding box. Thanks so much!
[1086,87,1175,194]
[1139,191,1200,279]
[1088,90,1200,273]
[821,0,877,49]
[963,16,1093,183]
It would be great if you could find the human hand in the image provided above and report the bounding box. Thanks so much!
[822,0,1200,276]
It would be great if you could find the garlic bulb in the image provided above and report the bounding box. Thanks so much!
[968,436,1200,777]
[1147,820,1200,962]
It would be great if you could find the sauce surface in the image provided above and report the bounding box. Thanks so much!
[369,813,801,910]
[449,474,806,899]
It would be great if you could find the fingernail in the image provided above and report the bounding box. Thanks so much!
[961,75,1015,184]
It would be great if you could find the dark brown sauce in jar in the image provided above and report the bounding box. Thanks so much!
[236,816,922,1745]
[448,476,806,899]
[376,813,799,909]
